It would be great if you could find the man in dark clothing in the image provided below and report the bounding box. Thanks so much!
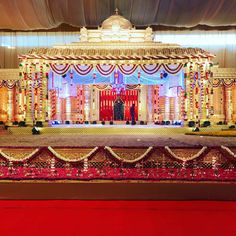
[130,103,135,125]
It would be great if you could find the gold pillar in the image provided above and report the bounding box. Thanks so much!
[6,88,13,124]
[56,90,61,121]
[211,86,224,123]
[232,85,236,122]
[42,77,48,121]
[47,90,51,121]
[25,79,33,124]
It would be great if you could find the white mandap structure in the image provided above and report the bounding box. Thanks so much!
[0,10,236,125]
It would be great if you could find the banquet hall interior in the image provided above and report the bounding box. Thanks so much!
[1,0,236,235]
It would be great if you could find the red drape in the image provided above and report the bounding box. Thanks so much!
[99,90,138,121]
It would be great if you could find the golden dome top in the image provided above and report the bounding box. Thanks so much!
[101,8,132,30]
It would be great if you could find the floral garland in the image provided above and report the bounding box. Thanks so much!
[221,146,236,158]
[96,64,116,76]
[94,84,112,90]
[48,63,185,77]
[73,64,93,76]
[104,146,153,163]
[199,63,205,118]
[50,63,71,75]
[0,80,18,89]
[140,64,162,74]
[0,148,39,162]
[48,146,99,162]
[162,63,183,74]
[118,65,138,75]
[189,63,195,119]
[164,146,208,161]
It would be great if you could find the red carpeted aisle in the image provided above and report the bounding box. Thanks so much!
[0,201,235,236]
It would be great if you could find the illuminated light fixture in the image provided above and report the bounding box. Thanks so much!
[52,120,61,125]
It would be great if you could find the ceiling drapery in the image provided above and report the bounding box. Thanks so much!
[1,0,236,30]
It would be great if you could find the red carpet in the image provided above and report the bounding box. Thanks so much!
[0,201,235,236]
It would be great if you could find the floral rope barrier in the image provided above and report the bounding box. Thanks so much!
[221,146,236,158]
[104,146,153,163]
[164,146,208,161]
[48,146,99,162]
[0,148,40,162]
[0,146,235,181]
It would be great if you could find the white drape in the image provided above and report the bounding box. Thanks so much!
[155,30,236,68]
[0,30,236,68]
[0,31,78,68]
[1,0,236,30]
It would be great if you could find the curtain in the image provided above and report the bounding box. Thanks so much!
[0,31,78,68]
[1,0,236,30]
[155,30,236,68]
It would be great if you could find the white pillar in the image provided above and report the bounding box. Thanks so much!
[84,85,91,121]
[174,95,179,120]
[90,87,99,121]
[25,81,33,124]
[139,85,147,121]
[226,87,233,123]
[66,96,71,121]
[147,85,153,122]
[164,96,170,121]
[211,86,224,123]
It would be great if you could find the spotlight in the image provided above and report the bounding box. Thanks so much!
[52,120,60,125]
[32,126,40,135]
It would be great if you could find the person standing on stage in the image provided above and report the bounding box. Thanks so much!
[130,103,136,125]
